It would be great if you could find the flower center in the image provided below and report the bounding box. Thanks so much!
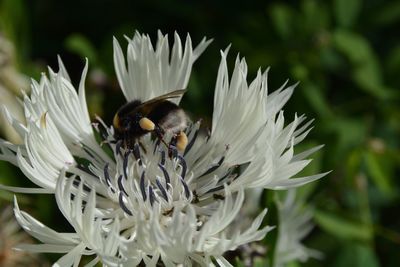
[99,131,192,216]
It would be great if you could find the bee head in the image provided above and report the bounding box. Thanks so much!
[113,100,143,132]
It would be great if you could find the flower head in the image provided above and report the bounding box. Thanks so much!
[0,31,327,266]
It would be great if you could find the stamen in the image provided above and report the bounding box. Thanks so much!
[153,139,161,154]
[82,145,96,159]
[149,186,156,206]
[77,164,95,177]
[213,194,225,200]
[180,178,191,199]
[119,193,133,216]
[160,150,166,166]
[199,156,225,177]
[156,178,168,201]
[217,165,239,183]
[103,163,112,187]
[103,163,116,193]
[132,143,142,166]
[205,185,224,194]
[72,178,91,193]
[140,171,147,202]
[117,175,128,196]
[158,164,171,187]
[184,123,200,156]
[177,155,187,180]
[115,140,123,155]
[123,150,131,179]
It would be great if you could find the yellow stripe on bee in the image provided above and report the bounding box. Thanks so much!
[139,117,155,131]
[113,114,120,128]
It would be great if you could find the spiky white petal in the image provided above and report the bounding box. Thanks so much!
[113,31,212,102]
[13,196,81,256]
[185,49,326,193]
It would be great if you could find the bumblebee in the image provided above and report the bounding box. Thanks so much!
[113,89,188,152]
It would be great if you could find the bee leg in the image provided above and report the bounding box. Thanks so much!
[153,125,164,138]
[153,124,171,150]
[168,137,178,158]
[139,117,169,149]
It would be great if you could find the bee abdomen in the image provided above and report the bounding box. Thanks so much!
[148,101,187,134]
[159,109,187,133]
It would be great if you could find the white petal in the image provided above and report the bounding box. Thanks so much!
[113,31,211,102]
[14,196,79,245]
[53,242,86,267]
[0,184,52,194]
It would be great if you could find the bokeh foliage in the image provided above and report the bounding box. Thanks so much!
[0,0,399,266]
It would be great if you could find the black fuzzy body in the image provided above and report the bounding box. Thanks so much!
[114,99,187,148]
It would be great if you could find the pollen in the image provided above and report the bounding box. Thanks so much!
[139,117,155,131]
[176,131,188,151]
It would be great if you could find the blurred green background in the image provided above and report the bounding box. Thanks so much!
[0,0,399,266]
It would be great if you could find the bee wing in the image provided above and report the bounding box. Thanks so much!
[121,90,186,118]
[134,89,186,115]
[141,89,186,106]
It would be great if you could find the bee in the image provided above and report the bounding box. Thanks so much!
[113,89,188,153]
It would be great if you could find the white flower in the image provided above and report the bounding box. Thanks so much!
[274,190,323,267]
[0,31,327,266]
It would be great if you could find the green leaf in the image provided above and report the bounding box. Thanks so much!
[65,34,98,65]
[335,243,380,267]
[234,258,246,267]
[0,0,30,62]
[333,30,392,99]
[326,117,367,157]
[286,262,301,267]
[301,82,333,119]
[314,210,373,242]
[254,258,269,267]
[334,0,362,28]
[269,4,293,39]
[346,149,363,180]
[386,45,400,74]
[374,1,400,26]
[364,150,393,195]
[301,0,330,31]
